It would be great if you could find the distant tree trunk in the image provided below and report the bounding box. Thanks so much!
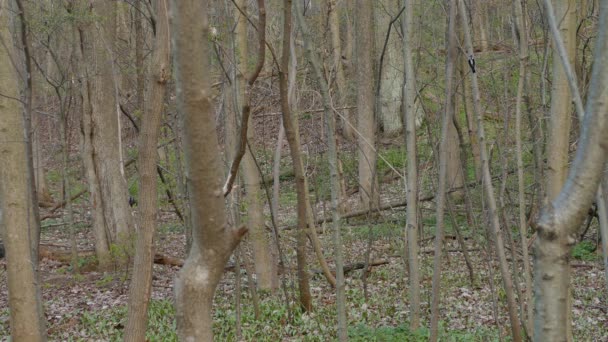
[534,3,608,339]
[78,0,133,259]
[279,0,313,311]
[124,0,170,340]
[444,5,464,198]
[170,0,247,339]
[429,1,458,339]
[329,0,354,140]
[356,0,379,210]
[294,1,346,338]
[234,0,278,292]
[402,0,420,330]
[75,12,111,267]
[89,0,134,245]
[377,0,404,137]
[472,0,488,51]
[0,1,46,338]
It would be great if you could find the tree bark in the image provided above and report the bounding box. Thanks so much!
[124,0,170,340]
[534,1,608,340]
[170,0,247,340]
[356,0,379,210]
[0,1,47,338]
[376,0,404,137]
[294,1,346,338]
[429,1,457,339]
[458,0,523,340]
[402,0,420,330]
[512,0,534,335]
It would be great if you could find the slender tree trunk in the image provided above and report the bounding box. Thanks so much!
[124,0,170,340]
[429,2,457,339]
[170,0,247,339]
[294,1,346,338]
[0,1,46,338]
[458,0,523,340]
[402,0,420,330]
[512,0,534,335]
[279,0,313,311]
[356,0,379,210]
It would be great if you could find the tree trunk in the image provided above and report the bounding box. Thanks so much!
[294,1,346,338]
[458,0,523,340]
[356,0,379,210]
[512,0,534,335]
[402,0,420,330]
[546,0,577,200]
[429,2,458,339]
[328,0,354,141]
[170,0,247,340]
[234,0,278,292]
[0,1,47,338]
[75,5,111,268]
[279,0,313,312]
[124,0,170,340]
[377,0,404,137]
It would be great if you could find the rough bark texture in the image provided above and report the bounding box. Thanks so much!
[76,5,111,267]
[171,0,247,339]
[0,1,47,338]
[78,1,133,259]
[124,0,170,340]
[534,2,608,341]
[402,0,420,330]
[356,0,379,210]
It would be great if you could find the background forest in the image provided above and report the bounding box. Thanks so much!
[0,0,607,341]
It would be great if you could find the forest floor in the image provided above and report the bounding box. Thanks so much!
[1,178,607,341]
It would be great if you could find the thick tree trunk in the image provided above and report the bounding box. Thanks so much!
[124,0,170,340]
[0,2,47,338]
[170,0,247,340]
[356,0,379,210]
[534,1,608,341]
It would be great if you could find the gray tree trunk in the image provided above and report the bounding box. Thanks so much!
[171,0,247,339]
[124,0,171,339]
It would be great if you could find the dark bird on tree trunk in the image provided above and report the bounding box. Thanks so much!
[468,55,476,73]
